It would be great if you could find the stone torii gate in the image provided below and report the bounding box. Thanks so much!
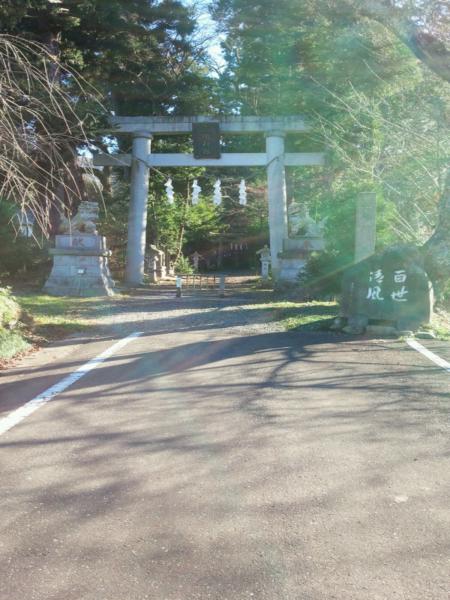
[94,116,324,285]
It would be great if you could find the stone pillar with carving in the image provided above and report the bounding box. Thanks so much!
[256,245,271,280]
[146,244,166,283]
[191,251,203,271]
[44,197,115,297]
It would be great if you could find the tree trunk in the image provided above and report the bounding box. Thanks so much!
[174,195,189,262]
[423,172,450,293]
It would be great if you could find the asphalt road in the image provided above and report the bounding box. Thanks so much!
[0,294,449,599]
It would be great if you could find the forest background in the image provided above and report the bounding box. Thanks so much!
[0,0,449,294]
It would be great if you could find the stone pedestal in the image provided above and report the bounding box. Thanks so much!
[278,236,325,283]
[261,260,270,279]
[146,254,159,283]
[256,245,271,280]
[191,251,203,271]
[44,234,115,297]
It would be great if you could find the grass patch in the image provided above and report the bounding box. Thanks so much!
[15,294,117,341]
[274,301,338,331]
[245,300,338,331]
[0,328,31,361]
[430,308,450,340]
[0,288,30,362]
[0,291,123,363]
[0,287,20,327]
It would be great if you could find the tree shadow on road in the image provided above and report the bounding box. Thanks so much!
[1,325,450,599]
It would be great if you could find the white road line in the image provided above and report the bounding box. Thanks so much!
[406,338,450,373]
[0,331,143,436]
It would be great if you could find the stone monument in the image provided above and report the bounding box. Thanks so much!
[277,202,326,283]
[335,245,433,334]
[44,199,115,297]
[256,245,271,280]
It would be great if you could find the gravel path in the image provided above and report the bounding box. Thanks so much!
[76,285,286,340]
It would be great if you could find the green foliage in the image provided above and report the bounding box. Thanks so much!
[0,287,20,328]
[1,1,214,117]
[0,1,216,238]
[0,287,30,360]
[2,1,446,288]
[174,255,194,275]
[148,191,188,255]
[0,329,30,360]
[0,202,48,282]
[300,251,350,296]
[0,2,266,274]
[102,175,267,274]
[440,280,450,310]
[212,0,449,284]
[300,191,399,295]
[184,200,223,251]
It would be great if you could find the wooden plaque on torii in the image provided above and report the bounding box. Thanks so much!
[192,122,221,159]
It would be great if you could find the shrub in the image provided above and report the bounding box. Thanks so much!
[0,287,21,329]
[299,250,352,296]
[0,202,49,283]
[174,255,194,275]
[0,287,30,361]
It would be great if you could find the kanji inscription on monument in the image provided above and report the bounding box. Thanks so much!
[340,245,433,332]
[192,122,221,159]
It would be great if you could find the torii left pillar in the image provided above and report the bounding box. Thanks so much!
[266,131,288,277]
[125,131,152,285]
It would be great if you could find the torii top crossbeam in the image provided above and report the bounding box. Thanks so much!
[108,115,310,135]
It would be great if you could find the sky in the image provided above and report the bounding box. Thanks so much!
[182,0,226,71]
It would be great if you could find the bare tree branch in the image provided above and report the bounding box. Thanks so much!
[0,34,102,234]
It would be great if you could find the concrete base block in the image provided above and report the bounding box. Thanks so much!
[274,235,325,283]
[277,256,307,283]
[44,279,115,297]
[283,236,325,252]
[44,234,115,297]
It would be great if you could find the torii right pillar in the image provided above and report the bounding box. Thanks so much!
[266,131,288,279]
